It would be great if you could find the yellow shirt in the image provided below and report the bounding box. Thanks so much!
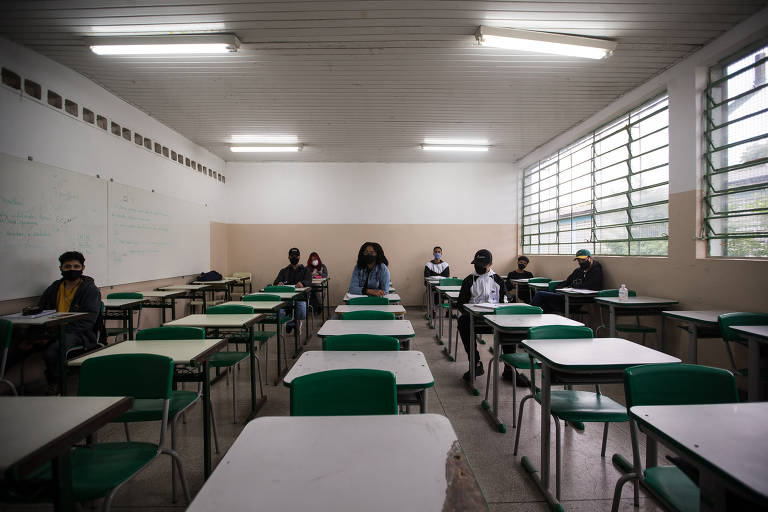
[56,281,81,313]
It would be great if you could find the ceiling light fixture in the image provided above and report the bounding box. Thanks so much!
[420,144,489,152]
[424,138,489,146]
[230,144,304,153]
[476,26,616,59]
[90,23,227,35]
[89,34,240,55]
[229,134,300,144]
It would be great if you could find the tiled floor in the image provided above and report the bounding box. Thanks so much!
[5,309,667,511]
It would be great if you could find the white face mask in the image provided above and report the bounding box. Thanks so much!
[312,259,319,266]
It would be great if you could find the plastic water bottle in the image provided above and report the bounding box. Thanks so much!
[618,284,628,302]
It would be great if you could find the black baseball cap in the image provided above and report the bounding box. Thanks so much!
[471,249,493,265]
[517,255,530,263]
[288,248,300,256]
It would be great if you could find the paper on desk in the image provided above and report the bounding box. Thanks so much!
[472,303,501,310]
[2,309,57,319]
[558,288,597,294]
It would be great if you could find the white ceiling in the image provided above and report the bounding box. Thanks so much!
[1,0,766,163]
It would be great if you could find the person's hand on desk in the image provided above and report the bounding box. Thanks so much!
[277,282,284,286]
[368,289,386,297]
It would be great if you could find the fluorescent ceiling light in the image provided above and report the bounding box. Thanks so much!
[89,34,239,55]
[229,134,299,144]
[424,138,489,146]
[230,145,304,153]
[90,24,226,35]
[476,26,615,59]
[421,144,489,152]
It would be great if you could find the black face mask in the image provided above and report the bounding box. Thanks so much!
[474,264,487,274]
[61,269,83,281]
[517,263,526,270]
[362,254,376,265]
[578,260,590,270]
[289,256,300,265]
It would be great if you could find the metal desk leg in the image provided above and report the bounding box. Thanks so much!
[646,436,658,468]
[128,306,135,340]
[426,282,434,328]
[292,301,301,359]
[274,319,283,385]
[58,324,68,395]
[445,300,455,361]
[51,452,74,512]
[171,298,176,320]
[687,323,698,363]
[609,305,616,338]
[748,337,761,401]
[436,292,444,344]
[564,295,571,319]
[464,313,479,396]
[202,360,212,479]
[483,329,506,432]
[420,388,428,413]
[247,325,267,418]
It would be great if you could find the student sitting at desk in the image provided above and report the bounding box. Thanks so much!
[307,251,328,315]
[531,248,603,313]
[348,242,390,297]
[36,251,101,393]
[457,249,508,381]
[506,255,533,303]
[424,246,450,317]
[274,247,312,334]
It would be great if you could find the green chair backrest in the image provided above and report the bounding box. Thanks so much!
[107,292,144,299]
[528,277,551,284]
[243,294,282,302]
[136,326,205,340]
[528,325,594,339]
[623,363,738,408]
[439,278,463,286]
[495,305,543,315]
[206,304,254,315]
[78,353,174,400]
[718,312,768,342]
[341,310,396,320]
[323,334,400,351]
[0,318,11,350]
[597,289,638,297]
[348,296,390,305]
[547,280,564,291]
[264,285,295,292]
[290,369,398,416]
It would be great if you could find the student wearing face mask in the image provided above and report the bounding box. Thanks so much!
[423,246,449,278]
[531,249,603,314]
[506,255,533,303]
[36,251,102,393]
[349,242,390,297]
[307,251,328,315]
[274,248,312,333]
[456,249,508,380]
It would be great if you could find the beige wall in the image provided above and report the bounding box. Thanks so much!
[211,223,520,307]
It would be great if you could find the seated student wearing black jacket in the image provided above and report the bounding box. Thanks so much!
[531,249,604,314]
[37,251,102,392]
[506,255,533,303]
[274,247,313,334]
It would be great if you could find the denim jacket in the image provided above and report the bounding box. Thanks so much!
[348,263,390,294]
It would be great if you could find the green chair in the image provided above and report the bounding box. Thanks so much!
[290,368,398,416]
[105,292,144,343]
[717,312,768,376]
[264,285,295,292]
[0,318,17,395]
[546,280,564,291]
[348,296,390,305]
[323,334,400,351]
[513,325,628,500]
[439,278,463,286]
[205,304,264,423]
[19,354,191,510]
[595,289,655,343]
[611,363,738,512]
[243,293,287,381]
[481,305,543,427]
[341,310,396,320]
[527,277,552,302]
[134,326,216,501]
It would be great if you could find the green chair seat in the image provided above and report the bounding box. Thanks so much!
[264,286,295,292]
[500,352,540,370]
[118,391,198,423]
[252,331,277,341]
[290,369,398,416]
[537,390,629,423]
[348,296,390,305]
[615,324,657,333]
[643,466,699,512]
[323,334,399,351]
[438,278,463,286]
[342,310,395,320]
[209,351,248,368]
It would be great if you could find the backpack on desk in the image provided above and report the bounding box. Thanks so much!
[196,270,223,281]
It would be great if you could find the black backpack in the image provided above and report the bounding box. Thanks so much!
[196,270,223,281]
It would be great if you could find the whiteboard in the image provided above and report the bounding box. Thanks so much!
[0,152,210,300]
[0,153,108,300]
[108,182,209,285]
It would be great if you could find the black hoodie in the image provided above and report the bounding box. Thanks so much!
[38,275,102,345]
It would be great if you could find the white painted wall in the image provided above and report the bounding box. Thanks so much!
[0,37,227,215]
[224,161,519,224]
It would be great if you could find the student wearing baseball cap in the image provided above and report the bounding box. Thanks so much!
[531,248,603,314]
[456,249,508,381]
[274,247,312,334]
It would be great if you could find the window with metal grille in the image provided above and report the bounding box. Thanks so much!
[522,95,669,256]
[703,41,768,258]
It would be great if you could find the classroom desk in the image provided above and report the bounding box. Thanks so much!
[594,296,679,338]
[185,414,487,512]
[0,396,131,511]
[519,337,679,510]
[192,278,238,302]
[424,276,444,328]
[334,304,406,318]
[255,288,311,354]
[482,314,584,432]
[317,320,415,350]
[311,277,330,321]
[528,281,550,302]
[732,325,768,401]
[283,350,434,412]
[69,338,228,480]
[223,276,250,297]
[662,310,732,363]
[435,285,462,346]
[137,289,187,322]
[102,297,143,341]
[4,312,88,395]
[343,292,402,304]
[162,314,265,421]
[157,284,211,312]
[554,288,599,319]
[630,403,768,511]
[220,300,288,384]
[509,278,530,302]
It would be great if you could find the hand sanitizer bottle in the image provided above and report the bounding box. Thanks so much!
[618,284,628,302]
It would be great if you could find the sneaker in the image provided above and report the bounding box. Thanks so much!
[516,373,531,388]
[286,322,294,334]
[462,364,485,381]
[502,367,517,381]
